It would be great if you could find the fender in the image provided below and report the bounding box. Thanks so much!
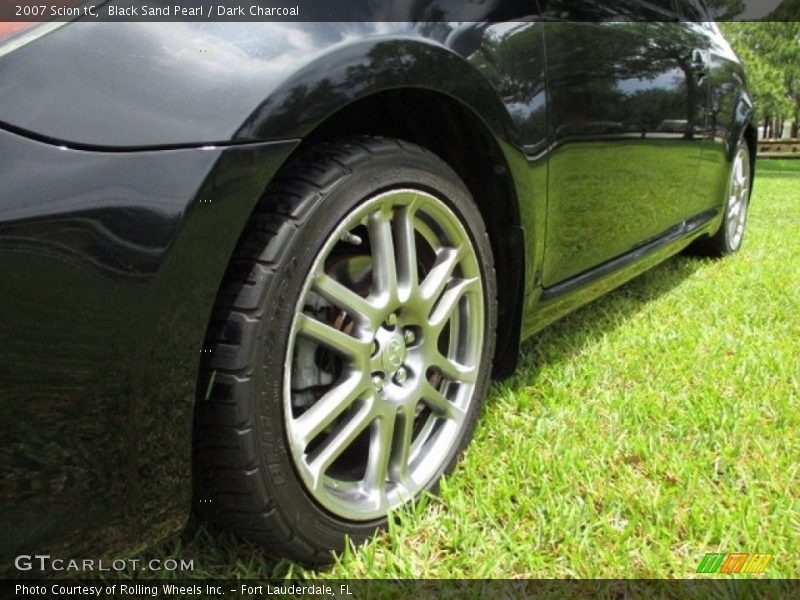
[234,35,519,147]
[731,88,757,161]
[706,26,757,162]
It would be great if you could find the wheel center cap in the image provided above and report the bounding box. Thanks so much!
[381,335,406,373]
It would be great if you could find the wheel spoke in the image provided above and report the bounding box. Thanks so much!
[296,313,367,363]
[389,407,415,485]
[368,209,398,304]
[408,415,439,463]
[428,276,480,333]
[313,272,381,328]
[394,204,419,302]
[293,374,364,447]
[307,397,375,488]
[735,158,747,188]
[432,352,477,384]
[362,412,396,506]
[419,247,463,305]
[421,381,466,424]
[728,198,740,219]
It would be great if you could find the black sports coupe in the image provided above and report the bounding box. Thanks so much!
[1,0,755,567]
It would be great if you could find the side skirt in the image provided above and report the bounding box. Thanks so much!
[523,208,718,339]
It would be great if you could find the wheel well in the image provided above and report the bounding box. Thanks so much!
[744,123,757,187]
[301,89,524,378]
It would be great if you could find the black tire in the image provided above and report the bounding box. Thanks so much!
[690,139,752,257]
[193,136,497,564]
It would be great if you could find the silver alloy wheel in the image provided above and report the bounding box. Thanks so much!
[283,189,484,521]
[726,146,751,250]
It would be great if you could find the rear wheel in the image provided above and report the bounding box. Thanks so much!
[194,137,497,563]
[692,140,752,257]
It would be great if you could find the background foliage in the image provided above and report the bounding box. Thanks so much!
[721,22,800,137]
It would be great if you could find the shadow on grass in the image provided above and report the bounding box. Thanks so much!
[134,518,305,579]
[507,252,708,389]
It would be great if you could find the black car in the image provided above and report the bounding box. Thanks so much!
[1,0,755,567]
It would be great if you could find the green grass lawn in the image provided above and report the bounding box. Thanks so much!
[140,159,800,579]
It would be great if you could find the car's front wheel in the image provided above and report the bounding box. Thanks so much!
[194,137,497,563]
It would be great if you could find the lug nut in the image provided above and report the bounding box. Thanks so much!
[385,313,397,328]
[394,367,408,384]
[403,329,416,345]
[372,374,385,392]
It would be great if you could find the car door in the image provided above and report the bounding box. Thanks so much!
[677,0,744,215]
[539,0,709,286]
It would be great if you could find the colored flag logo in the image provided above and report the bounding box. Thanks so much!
[696,553,772,574]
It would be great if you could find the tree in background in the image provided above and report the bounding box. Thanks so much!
[721,22,800,138]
